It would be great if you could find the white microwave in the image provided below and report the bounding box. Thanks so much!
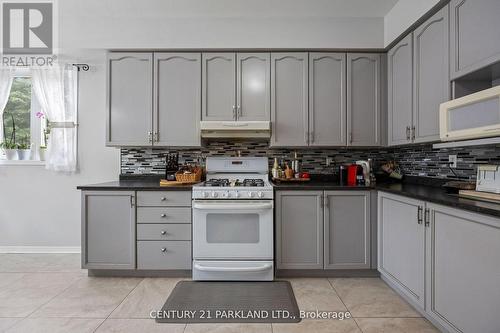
[440,85,500,141]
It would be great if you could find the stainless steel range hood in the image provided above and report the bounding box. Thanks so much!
[200,121,271,138]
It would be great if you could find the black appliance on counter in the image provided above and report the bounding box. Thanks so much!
[165,153,179,181]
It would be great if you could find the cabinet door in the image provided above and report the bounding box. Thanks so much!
[309,53,347,146]
[236,53,270,121]
[202,53,236,121]
[377,192,425,309]
[82,191,136,269]
[347,53,381,146]
[450,0,500,78]
[154,53,201,147]
[413,5,449,143]
[276,191,323,269]
[388,35,413,146]
[107,52,153,146]
[270,53,309,147]
[324,191,370,269]
[426,204,500,333]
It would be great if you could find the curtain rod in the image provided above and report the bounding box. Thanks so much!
[72,64,89,71]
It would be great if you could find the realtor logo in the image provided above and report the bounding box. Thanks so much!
[2,2,53,54]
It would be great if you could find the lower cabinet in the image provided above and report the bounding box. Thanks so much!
[378,192,500,333]
[81,191,136,269]
[276,190,371,270]
[377,192,425,309]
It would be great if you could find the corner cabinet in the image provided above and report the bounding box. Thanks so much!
[450,0,500,79]
[347,53,381,147]
[82,191,136,269]
[270,53,309,147]
[107,52,202,147]
[154,53,201,147]
[309,53,347,146]
[107,53,153,146]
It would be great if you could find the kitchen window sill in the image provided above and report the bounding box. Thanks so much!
[0,160,46,166]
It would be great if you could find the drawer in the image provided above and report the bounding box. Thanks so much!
[137,224,191,241]
[137,241,191,270]
[137,207,191,224]
[137,191,191,207]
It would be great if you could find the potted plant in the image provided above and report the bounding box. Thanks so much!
[16,137,31,160]
[39,145,47,161]
[0,141,18,160]
[1,112,18,160]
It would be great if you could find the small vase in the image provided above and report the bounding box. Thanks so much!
[4,149,18,160]
[17,149,31,160]
[39,148,46,161]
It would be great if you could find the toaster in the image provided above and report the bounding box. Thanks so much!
[476,165,500,194]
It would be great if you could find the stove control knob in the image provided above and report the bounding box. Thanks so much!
[257,191,264,198]
[221,191,228,198]
[211,191,218,198]
[234,191,240,198]
[202,192,208,198]
[248,192,255,198]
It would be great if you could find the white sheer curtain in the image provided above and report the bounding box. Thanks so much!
[0,67,14,143]
[32,64,78,172]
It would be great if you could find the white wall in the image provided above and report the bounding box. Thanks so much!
[1,0,424,250]
[384,0,440,47]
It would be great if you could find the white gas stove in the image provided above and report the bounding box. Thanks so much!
[192,157,274,281]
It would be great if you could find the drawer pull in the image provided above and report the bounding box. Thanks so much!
[161,230,167,235]
[160,197,167,201]
[161,247,167,252]
[160,214,166,217]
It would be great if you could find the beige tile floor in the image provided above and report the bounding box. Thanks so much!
[0,254,440,333]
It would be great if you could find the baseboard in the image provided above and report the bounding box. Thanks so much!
[0,246,81,254]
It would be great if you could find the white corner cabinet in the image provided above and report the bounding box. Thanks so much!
[378,191,500,333]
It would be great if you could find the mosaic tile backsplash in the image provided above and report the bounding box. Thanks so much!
[121,141,500,181]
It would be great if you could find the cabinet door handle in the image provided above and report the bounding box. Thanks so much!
[319,194,324,208]
[160,213,166,217]
[406,126,410,141]
[232,105,236,120]
[309,131,314,144]
[349,132,353,144]
[161,247,167,252]
[237,105,241,117]
[161,230,167,235]
[417,206,423,224]
[324,195,329,208]
[160,197,166,201]
[148,131,152,143]
[411,125,416,141]
[424,208,430,227]
[153,131,158,142]
[130,196,135,208]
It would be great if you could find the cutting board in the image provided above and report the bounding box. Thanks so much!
[459,190,500,203]
[160,179,199,186]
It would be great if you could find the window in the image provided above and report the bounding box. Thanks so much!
[1,68,46,161]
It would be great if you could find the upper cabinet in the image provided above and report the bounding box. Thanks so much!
[237,53,271,121]
[270,53,309,147]
[413,5,449,143]
[202,52,271,121]
[202,53,236,121]
[107,52,201,147]
[154,53,201,147]
[107,53,153,146]
[309,53,347,146]
[387,5,449,146]
[388,35,413,146]
[347,53,381,146]
[450,0,500,79]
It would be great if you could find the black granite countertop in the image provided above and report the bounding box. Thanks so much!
[271,180,373,191]
[76,180,196,191]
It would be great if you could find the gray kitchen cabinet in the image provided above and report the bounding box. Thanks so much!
[324,191,370,269]
[450,0,500,79]
[107,52,153,146]
[137,241,191,270]
[388,35,413,146]
[309,53,347,146]
[236,53,271,121]
[154,53,201,146]
[413,5,449,143]
[270,53,309,147]
[81,191,136,269]
[202,53,236,121]
[276,191,323,269]
[377,192,425,309]
[425,204,500,333]
[347,53,381,147]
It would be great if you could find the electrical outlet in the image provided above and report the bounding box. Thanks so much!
[448,155,457,168]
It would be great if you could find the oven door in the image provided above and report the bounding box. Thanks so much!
[192,200,273,259]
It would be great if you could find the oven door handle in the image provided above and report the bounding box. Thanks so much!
[192,202,273,210]
[194,263,272,272]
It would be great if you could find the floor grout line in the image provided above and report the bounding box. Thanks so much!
[92,277,145,332]
[327,278,364,333]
